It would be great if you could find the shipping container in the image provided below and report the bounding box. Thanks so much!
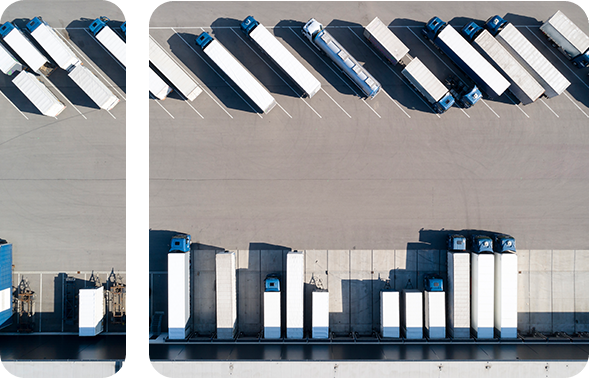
[0,22,53,76]
[364,16,410,66]
[471,252,494,338]
[168,250,191,340]
[216,251,237,339]
[12,71,65,117]
[264,291,281,339]
[286,251,304,339]
[149,67,172,100]
[26,17,80,71]
[312,290,329,339]
[67,64,119,110]
[494,251,518,338]
[79,286,104,336]
[0,242,12,330]
[402,290,423,339]
[0,42,22,75]
[447,251,470,338]
[424,291,446,339]
[380,290,399,338]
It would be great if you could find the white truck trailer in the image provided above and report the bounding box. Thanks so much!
[0,42,22,75]
[364,16,410,66]
[471,251,495,338]
[12,71,65,117]
[24,17,119,111]
[494,251,518,338]
[168,249,191,340]
[79,286,105,336]
[149,35,202,101]
[447,251,470,338]
[264,291,281,339]
[0,22,54,76]
[241,16,321,98]
[486,16,570,98]
[312,290,329,339]
[380,290,399,338]
[216,251,237,340]
[286,251,304,339]
[89,17,172,100]
[540,10,589,68]
[402,58,456,113]
[196,32,277,113]
[461,23,544,104]
[424,291,446,339]
[402,289,423,339]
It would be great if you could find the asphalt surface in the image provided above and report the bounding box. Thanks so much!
[149,2,589,252]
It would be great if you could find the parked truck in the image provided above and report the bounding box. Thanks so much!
[24,17,119,110]
[485,15,570,98]
[79,286,105,336]
[0,41,22,75]
[461,22,544,105]
[241,16,321,98]
[363,16,410,66]
[302,18,381,99]
[0,22,55,76]
[423,17,510,100]
[149,35,202,101]
[263,274,281,339]
[540,10,589,68]
[0,241,12,330]
[493,234,516,253]
[89,17,172,100]
[196,32,277,113]
[168,234,191,340]
[12,70,66,116]
[471,235,493,253]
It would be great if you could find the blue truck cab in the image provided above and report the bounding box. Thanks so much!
[264,274,280,292]
[471,235,493,253]
[240,16,259,36]
[424,273,444,291]
[422,16,445,41]
[195,32,214,50]
[89,16,110,36]
[25,17,44,33]
[485,15,508,36]
[494,234,516,253]
[448,234,467,251]
[121,18,137,35]
[169,234,191,253]
[461,22,484,42]
[0,241,13,330]
[0,22,17,38]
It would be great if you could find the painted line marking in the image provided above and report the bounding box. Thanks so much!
[84,29,126,71]
[563,92,589,118]
[348,27,419,118]
[0,89,28,119]
[185,99,204,119]
[505,92,530,118]
[170,28,233,119]
[540,98,559,117]
[481,99,500,118]
[460,108,471,118]
[289,27,378,117]
[44,78,87,119]
[57,30,126,101]
[84,29,174,119]
[231,27,311,119]
[106,109,116,119]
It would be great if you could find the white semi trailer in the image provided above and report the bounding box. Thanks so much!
[12,71,65,117]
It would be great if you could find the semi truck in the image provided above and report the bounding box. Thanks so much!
[485,15,570,98]
[89,17,172,100]
[216,251,237,340]
[149,35,202,101]
[493,234,516,253]
[241,16,321,98]
[0,22,55,76]
[302,18,381,99]
[196,32,277,114]
[362,17,455,113]
[168,234,191,340]
[461,22,544,105]
[12,70,66,116]
[447,250,470,338]
[24,17,119,111]
[263,274,281,339]
[471,235,493,253]
[423,17,510,100]
[540,10,589,68]
[286,251,304,339]
[471,250,494,338]
[79,286,105,336]
[0,40,22,75]
[0,241,12,330]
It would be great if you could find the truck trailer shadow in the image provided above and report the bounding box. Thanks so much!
[0,72,43,115]
[167,32,259,113]
[274,20,357,98]
[211,18,305,99]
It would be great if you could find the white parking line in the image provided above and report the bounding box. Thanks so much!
[170,28,233,119]
[380,90,410,118]
[563,92,589,118]
[84,29,174,119]
[288,27,378,118]
[505,92,530,118]
[106,109,116,119]
[481,99,500,118]
[0,89,28,119]
[460,108,470,118]
[177,28,263,118]
[44,78,87,120]
[185,100,204,119]
[540,98,559,117]
[320,88,351,118]
[231,27,316,119]
[348,26,438,118]
[57,30,126,101]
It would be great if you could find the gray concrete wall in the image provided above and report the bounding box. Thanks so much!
[3,361,117,378]
[152,249,589,337]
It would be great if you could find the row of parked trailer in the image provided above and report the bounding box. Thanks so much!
[150,10,584,115]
